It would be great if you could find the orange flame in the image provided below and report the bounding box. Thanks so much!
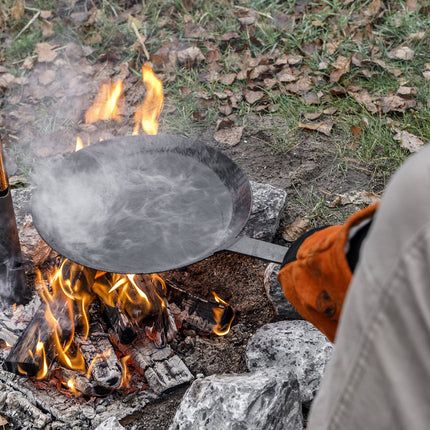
[120,355,131,388]
[85,80,124,124]
[133,63,164,136]
[75,136,84,152]
[212,292,235,336]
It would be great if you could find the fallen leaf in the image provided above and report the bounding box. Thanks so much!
[348,89,378,113]
[298,121,334,136]
[330,55,351,83]
[285,76,312,94]
[184,21,207,38]
[0,414,9,426]
[406,0,418,11]
[249,65,270,80]
[177,46,205,65]
[220,31,240,41]
[364,0,381,17]
[328,190,381,208]
[35,42,58,63]
[11,0,25,19]
[323,107,338,115]
[199,70,219,82]
[40,10,52,19]
[282,216,311,241]
[393,129,425,152]
[330,86,346,96]
[214,126,244,146]
[303,92,319,105]
[351,125,362,139]
[215,119,235,131]
[219,103,233,116]
[362,58,402,77]
[0,73,17,88]
[41,19,54,37]
[423,71,430,81]
[387,46,414,61]
[276,68,297,82]
[21,56,34,70]
[219,73,236,85]
[304,112,322,120]
[376,94,416,113]
[243,89,265,104]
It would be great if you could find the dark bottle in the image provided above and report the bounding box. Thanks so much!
[0,141,32,308]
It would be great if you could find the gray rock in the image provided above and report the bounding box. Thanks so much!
[264,263,303,320]
[170,369,302,430]
[94,417,125,430]
[241,182,287,242]
[246,320,333,405]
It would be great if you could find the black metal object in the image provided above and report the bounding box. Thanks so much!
[0,143,32,307]
[32,135,253,274]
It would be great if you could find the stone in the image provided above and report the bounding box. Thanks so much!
[264,263,302,320]
[94,417,125,430]
[241,182,287,242]
[246,320,333,405]
[170,369,302,430]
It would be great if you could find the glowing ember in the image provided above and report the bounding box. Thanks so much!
[133,62,164,136]
[85,80,124,124]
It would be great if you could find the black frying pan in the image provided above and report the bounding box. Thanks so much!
[31,135,287,274]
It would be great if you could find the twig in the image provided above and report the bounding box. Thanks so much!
[15,10,41,40]
[131,22,150,61]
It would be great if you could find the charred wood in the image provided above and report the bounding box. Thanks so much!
[102,302,137,345]
[54,367,96,397]
[110,334,193,394]
[165,280,235,334]
[76,302,123,395]
[3,304,56,376]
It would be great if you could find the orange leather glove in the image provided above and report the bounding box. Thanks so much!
[278,203,379,342]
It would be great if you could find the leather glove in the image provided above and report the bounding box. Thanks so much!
[278,203,379,342]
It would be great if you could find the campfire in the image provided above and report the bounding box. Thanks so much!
[2,63,235,398]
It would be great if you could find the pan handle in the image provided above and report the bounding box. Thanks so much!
[224,236,288,264]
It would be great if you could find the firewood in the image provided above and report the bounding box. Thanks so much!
[110,333,193,394]
[4,304,56,377]
[54,367,96,397]
[165,280,235,334]
[76,302,123,395]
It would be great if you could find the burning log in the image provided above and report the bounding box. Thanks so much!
[102,301,137,345]
[3,304,54,377]
[54,367,96,397]
[165,280,235,335]
[110,334,193,395]
[76,302,123,395]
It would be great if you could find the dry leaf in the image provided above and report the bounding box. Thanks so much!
[0,73,17,88]
[348,89,378,113]
[285,76,312,94]
[184,21,207,38]
[393,129,425,152]
[214,126,244,146]
[38,70,56,86]
[387,46,414,61]
[35,42,58,63]
[423,71,430,81]
[243,89,265,104]
[362,58,402,77]
[249,65,270,80]
[364,0,381,17]
[21,56,34,70]
[11,0,25,19]
[276,68,297,82]
[41,19,54,37]
[323,107,338,115]
[304,112,322,120]
[0,414,9,427]
[177,47,204,65]
[282,216,311,241]
[376,95,416,113]
[406,0,418,11]
[219,103,233,116]
[351,125,362,139]
[220,31,240,41]
[219,73,236,85]
[330,55,351,83]
[328,190,381,208]
[298,121,333,136]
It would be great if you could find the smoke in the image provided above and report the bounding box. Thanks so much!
[31,136,237,273]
